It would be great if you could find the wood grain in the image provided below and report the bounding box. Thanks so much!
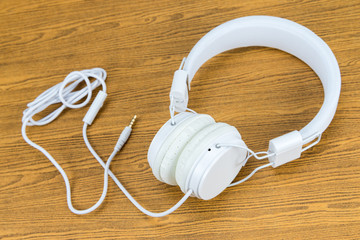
[1,0,359,239]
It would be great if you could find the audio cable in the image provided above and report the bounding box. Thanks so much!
[22,68,191,217]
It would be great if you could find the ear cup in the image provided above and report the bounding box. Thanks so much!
[159,114,215,185]
[151,114,215,183]
[148,112,193,169]
[186,128,247,200]
[175,122,231,192]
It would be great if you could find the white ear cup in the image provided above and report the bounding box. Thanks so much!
[149,113,248,200]
[175,122,230,192]
[151,113,215,183]
[160,114,215,185]
[176,123,247,199]
[148,112,193,169]
[186,128,247,199]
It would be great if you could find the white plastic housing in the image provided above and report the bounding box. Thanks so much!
[186,129,247,200]
[170,70,189,112]
[268,130,303,168]
[82,90,107,125]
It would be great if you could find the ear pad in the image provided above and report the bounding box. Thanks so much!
[159,114,215,185]
[175,122,231,193]
[148,112,193,169]
[150,113,215,183]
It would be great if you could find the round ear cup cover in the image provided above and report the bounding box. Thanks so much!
[176,123,247,199]
[188,131,247,200]
[160,114,215,185]
[175,122,230,192]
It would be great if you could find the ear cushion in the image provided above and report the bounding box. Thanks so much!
[159,114,215,185]
[152,114,215,183]
[175,122,232,192]
[148,112,193,169]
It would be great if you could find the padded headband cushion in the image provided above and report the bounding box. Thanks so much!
[183,16,341,143]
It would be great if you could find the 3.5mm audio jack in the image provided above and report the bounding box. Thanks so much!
[115,115,137,152]
[129,115,137,128]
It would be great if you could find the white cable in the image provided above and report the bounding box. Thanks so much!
[302,134,322,152]
[22,120,116,214]
[228,163,272,187]
[216,143,274,187]
[83,123,192,217]
[216,143,274,160]
[21,68,191,217]
[186,108,197,114]
[22,68,107,126]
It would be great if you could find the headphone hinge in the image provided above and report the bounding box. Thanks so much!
[169,69,189,112]
[268,130,303,168]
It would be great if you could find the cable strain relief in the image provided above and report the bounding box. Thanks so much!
[114,126,132,151]
[83,91,107,125]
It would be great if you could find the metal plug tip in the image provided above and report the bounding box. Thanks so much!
[129,115,137,128]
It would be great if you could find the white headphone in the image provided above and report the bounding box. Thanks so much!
[22,16,341,217]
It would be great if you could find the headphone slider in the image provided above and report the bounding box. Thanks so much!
[170,69,189,112]
[268,130,303,167]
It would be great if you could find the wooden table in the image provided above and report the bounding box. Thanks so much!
[1,0,359,239]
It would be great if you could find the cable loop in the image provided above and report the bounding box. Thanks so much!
[216,143,274,160]
[186,108,197,114]
[58,71,93,109]
[302,134,322,152]
[22,68,107,126]
[228,163,272,187]
[216,143,274,187]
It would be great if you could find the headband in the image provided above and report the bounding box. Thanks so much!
[170,16,341,166]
